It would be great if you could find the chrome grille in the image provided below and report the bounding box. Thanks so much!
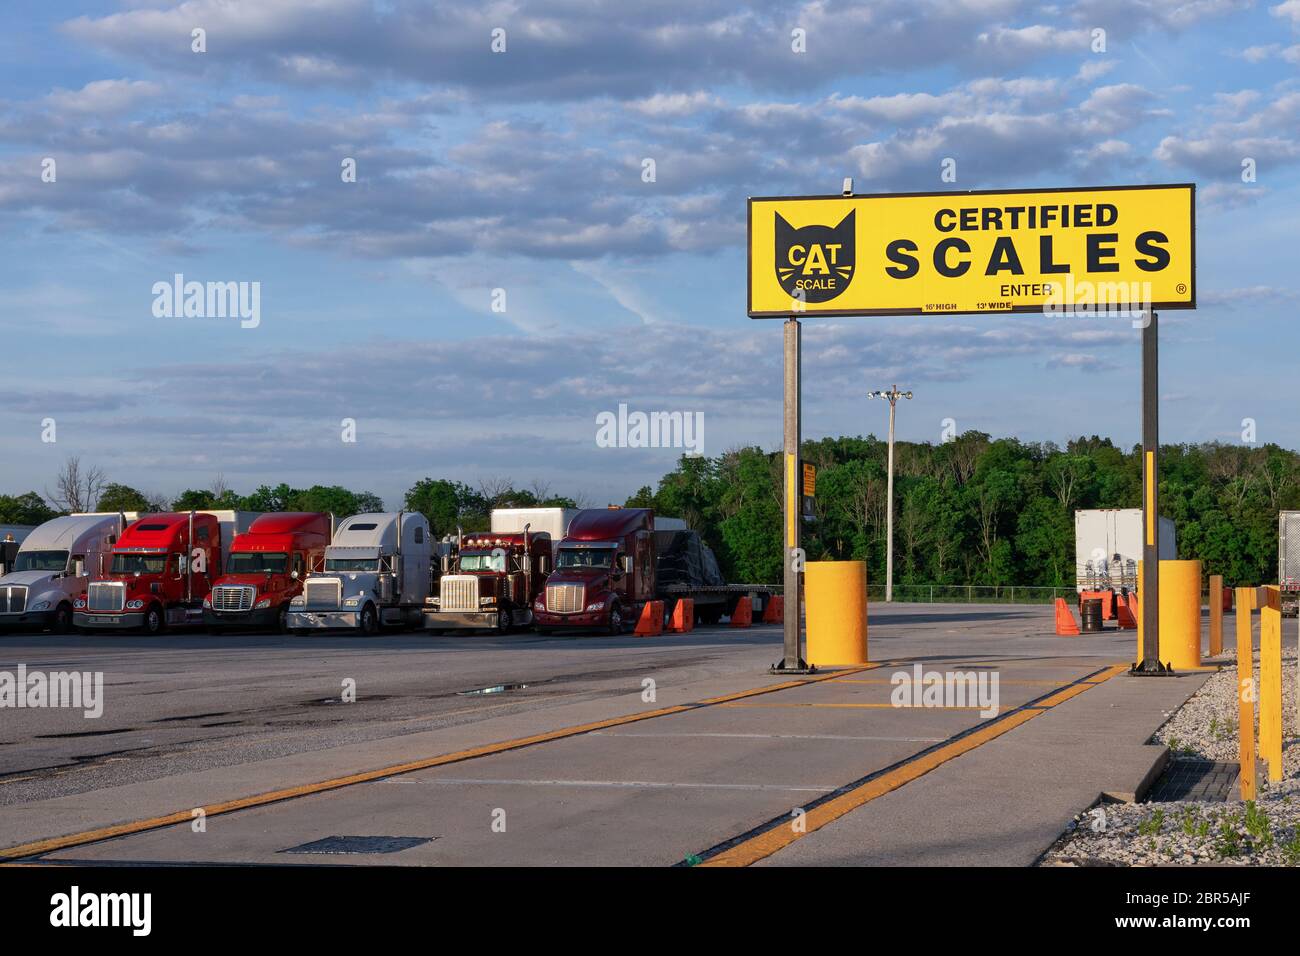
[439,576,479,612]
[88,582,124,612]
[546,583,584,614]
[211,585,255,612]
[0,585,27,614]
[305,579,340,609]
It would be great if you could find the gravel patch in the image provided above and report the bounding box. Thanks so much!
[1041,648,1300,866]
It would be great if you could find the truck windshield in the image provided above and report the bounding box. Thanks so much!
[110,554,168,575]
[325,558,379,572]
[226,552,288,574]
[557,548,614,569]
[459,552,505,572]
[13,550,69,573]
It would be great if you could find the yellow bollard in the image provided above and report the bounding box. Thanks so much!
[1236,587,1256,801]
[1260,586,1283,782]
[1209,575,1223,658]
[805,561,868,666]
[1137,559,1203,669]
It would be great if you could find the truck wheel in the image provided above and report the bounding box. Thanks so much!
[360,604,379,636]
[144,605,165,635]
[607,604,623,636]
[496,610,510,633]
[51,603,74,634]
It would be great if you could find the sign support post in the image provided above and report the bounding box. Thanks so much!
[773,316,812,673]
[1132,309,1171,675]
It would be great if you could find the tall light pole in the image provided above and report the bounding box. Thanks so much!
[867,385,912,602]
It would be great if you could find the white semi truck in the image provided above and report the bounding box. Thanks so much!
[286,512,432,634]
[1075,508,1176,593]
[0,513,137,632]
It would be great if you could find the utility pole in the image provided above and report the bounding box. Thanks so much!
[868,385,912,602]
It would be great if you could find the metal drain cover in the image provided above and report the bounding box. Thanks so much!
[1143,759,1239,803]
[280,835,433,855]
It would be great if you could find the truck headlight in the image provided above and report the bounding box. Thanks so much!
[255,598,272,609]
[480,597,494,606]
[343,597,360,607]
[586,600,607,612]
[127,600,144,610]
[534,597,545,610]
[291,596,304,607]
[74,598,86,609]
[30,601,51,612]
[202,597,212,608]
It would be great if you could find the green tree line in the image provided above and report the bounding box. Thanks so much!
[2,435,1293,587]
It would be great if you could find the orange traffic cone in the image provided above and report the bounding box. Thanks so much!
[634,600,664,637]
[761,595,784,623]
[666,598,694,633]
[730,596,753,628]
[1054,598,1080,636]
[1116,598,1137,629]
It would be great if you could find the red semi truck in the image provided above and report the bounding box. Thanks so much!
[531,507,772,634]
[422,528,552,633]
[74,511,257,634]
[202,512,331,632]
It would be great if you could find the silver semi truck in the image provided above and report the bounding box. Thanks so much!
[286,512,432,634]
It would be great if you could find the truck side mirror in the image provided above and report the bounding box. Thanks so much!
[620,555,632,575]
[73,558,85,578]
[291,570,300,580]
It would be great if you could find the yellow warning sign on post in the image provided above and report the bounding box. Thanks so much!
[802,463,816,497]
[748,184,1194,317]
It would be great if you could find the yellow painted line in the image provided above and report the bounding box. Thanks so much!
[721,702,1008,712]
[697,663,1128,867]
[0,661,880,863]
[828,678,1070,687]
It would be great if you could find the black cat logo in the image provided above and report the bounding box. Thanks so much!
[774,210,855,303]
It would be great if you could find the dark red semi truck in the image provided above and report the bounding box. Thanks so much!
[531,507,772,634]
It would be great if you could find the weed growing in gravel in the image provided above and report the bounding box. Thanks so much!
[1215,811,1243,858]
[1138,809,1165,836]
[1179,806,1200,836]
[1283,830,1300,865]
[1245,801,1274,850]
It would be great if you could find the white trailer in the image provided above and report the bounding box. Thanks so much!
[287,512,432,634]
[1075,508,1176,593]
[490,507,578,560]
[0,513,137,632]
[1278,511,1300,615]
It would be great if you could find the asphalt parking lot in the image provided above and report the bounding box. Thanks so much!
[0,604,1213,866]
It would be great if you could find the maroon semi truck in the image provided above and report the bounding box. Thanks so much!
[531,507,772,634]
[422,528,552,633]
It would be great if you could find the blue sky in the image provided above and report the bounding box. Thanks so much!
[1,0,1298,509]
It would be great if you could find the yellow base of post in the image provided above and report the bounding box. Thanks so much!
[1260,586,1283,782]
[1236,587,1256,801]
[1137,559,1203,669]
[805,561,868,666]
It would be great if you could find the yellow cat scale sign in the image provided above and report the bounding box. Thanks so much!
[748,184,1194,318]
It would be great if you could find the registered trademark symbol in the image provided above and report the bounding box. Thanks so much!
[1176,283,1187,294]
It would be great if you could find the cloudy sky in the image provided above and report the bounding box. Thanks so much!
[1,0,1298,509]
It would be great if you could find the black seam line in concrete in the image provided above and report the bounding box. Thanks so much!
[0,659,903,864]
[676,664,1120,867]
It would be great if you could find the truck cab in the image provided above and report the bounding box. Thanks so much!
[286,512,431,634]
[532,508,655,634]
[203,512,331,632]
[74,511,258,633]
[423,528,551,633]
[0,513,131,633]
